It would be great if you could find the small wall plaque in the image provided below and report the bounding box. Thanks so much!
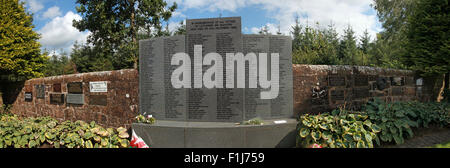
[89,95,107,106]
[67,93,84,105]
[50,94,64,104]
[25,92,32,102]
[67,82,83,93]
[35,84,45,99]
[53,83,61,92]
[89,81,107,92]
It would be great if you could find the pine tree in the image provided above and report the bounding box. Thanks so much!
[338,25,358,65]
[0,0,48,80]
[404,0,449,77]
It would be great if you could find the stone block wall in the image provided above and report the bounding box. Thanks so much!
[292,65,441,117]
[5,65,442,127]
[9,69,138,128]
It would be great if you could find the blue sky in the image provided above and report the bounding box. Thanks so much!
[21,0,382,54]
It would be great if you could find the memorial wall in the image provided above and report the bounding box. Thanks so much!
[8,69,139,128]
[139,17,294,122]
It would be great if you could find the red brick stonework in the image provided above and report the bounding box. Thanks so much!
[9,69,138,128]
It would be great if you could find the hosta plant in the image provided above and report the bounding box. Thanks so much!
[296,111,381,148]
[0,115,130,148]
[364,98,417,145]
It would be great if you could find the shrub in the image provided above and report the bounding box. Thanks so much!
[0,115,129,148]
[296,110,381,148]
[364,98,417,145]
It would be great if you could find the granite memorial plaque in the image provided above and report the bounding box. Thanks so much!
[140,37,167,119]
[24,92,32,102]
[139,17,293,122]
[354,75,368,86]
[53,83,61,92]
[328,75,346,86]
[269,35,293,118]
[67,93,84,105]
[50,93,64,104]
[89,95,107,106]
[35,84,45,99]
[89,81,107,92]
[243,34,271,119]
[67,82,83,93]
[187,17,243,122]
[163,36,187,120]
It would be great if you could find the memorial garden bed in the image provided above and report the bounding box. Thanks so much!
[0,114,130,148]
[296,99,450,148]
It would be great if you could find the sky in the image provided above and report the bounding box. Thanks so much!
[21,0,383,55]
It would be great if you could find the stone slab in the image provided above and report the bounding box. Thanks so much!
[50,93,64,104]
[67,93,84,105]
[67,82,83,93]
[89,95,107,106]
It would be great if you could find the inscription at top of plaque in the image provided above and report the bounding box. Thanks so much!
[53,83,61,92]
[67,82,83,93]
[328,75,346,86]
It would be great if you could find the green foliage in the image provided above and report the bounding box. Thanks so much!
[403,101,450,128]
[134,114,155,124]
[72,0,177,70]
[364,98,416,144]
[296,111,381,148]
[0,0,48,80]
[371,0,413,69]
[364,98,450,145]
[0,115,129,148]
[292,22,340,65]
[43,50,76,77]
[404,0,450,77]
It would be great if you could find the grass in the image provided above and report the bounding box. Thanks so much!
[430,141,450,148]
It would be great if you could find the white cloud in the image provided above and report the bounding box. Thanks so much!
[23,0,44,13]
[43,6,62,19]
[38,11,90,54]
[171,0,379,40]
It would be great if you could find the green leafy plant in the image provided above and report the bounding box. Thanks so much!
[296,110,381,148]
[0,115,130,148]
[364,98,417,145]
[134,114,155,124]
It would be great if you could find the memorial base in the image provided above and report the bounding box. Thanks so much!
[131,118,297,148]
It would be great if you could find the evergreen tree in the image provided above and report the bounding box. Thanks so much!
[0,0,48,80]
[404,0,449,77]
[338,25,358,65]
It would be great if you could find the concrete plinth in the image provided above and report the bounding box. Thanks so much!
[131,118,297,148]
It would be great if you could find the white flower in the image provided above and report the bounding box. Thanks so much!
[147,115,153,118]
